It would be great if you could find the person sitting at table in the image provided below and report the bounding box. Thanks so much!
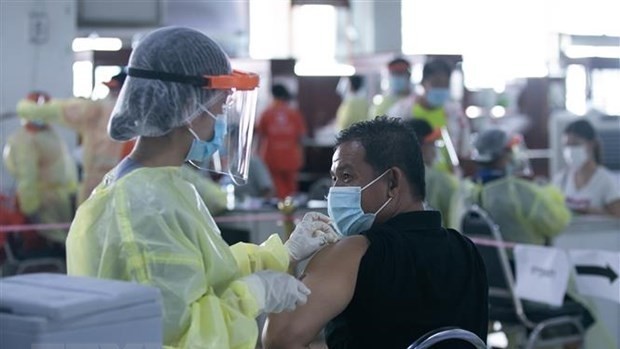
[553,119,620,218]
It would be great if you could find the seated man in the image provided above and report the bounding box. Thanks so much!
[263,116,488,349]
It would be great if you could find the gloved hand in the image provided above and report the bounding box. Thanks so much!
[242,270,310,313]
[285,212,340,261]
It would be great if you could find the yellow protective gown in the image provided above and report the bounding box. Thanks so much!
[3,125,77,243]
[450,176,571,245]
[180,165,227,216]
[425,166,458,228]
[336,96,370,131]
[17,98,125,203]
[66,166,289,349]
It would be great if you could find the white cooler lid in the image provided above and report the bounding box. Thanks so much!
[0,273,161,321]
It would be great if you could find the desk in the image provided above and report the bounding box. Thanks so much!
[554,216,620,349]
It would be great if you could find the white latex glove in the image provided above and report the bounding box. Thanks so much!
[285,212,340,261]
[242,270,310,313]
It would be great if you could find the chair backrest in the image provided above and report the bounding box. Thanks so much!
[407,327,487,349]
[460,205,510,294]
[460,205,533,327]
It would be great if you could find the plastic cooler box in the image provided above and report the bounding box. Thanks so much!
[0,273,162,349]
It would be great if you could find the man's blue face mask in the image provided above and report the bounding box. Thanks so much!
[327,170,392,236]
[389,76,410,95]
[185,108,227,164]
[426,88,451,108]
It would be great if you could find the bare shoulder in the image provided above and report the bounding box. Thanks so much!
[303,235,369,276]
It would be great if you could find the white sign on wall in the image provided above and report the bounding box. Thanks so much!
[514,245,571,306]
[569,249,620,304]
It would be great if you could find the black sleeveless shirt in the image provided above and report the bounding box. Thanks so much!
[325,211,488,349]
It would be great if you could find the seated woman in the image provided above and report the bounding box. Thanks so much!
[553,119,620,218]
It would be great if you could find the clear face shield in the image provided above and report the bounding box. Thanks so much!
[125,67,260,184]
[192,70,259,185]
[208,87,259,185]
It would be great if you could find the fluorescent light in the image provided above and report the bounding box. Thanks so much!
[564,45,620,59]
[72,37,122,52]
[466,106,483,119]
[491,106,506,118]
[294,61,355,77]
[73,61,93,98]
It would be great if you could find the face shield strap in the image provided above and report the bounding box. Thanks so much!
[128,68,206,86]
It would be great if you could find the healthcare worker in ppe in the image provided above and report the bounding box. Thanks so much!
[17,71,130,204]
[335,75,370,131]
[66,27,339,349]
[389,59,470,174]
[459,128,570,245]
[3,92,78,244]
[368,57,413,119]
[407,119,458,227]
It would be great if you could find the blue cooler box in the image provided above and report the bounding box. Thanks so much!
[0,273,162,349]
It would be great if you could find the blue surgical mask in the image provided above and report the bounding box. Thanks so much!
[426,88,451,108]
[327,170,392,236]
[389,76,410,95]
[185,109,227,163]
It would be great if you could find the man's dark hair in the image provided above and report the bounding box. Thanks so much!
[406,119,433,145]
[349,75,364,92]
[388,57,411,74]
[336,116,426,200]
[422,59,452,82]
[271,84,292,101]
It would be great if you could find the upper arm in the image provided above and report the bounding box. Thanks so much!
[62,99,98,130]
[263,236,368,349]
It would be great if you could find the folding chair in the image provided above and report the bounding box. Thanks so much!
[461,205,585,349]
[2,234,65,276]
[407,327,487,349]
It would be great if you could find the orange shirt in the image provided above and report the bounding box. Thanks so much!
[257,101,307,171]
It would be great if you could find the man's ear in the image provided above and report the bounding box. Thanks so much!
[387,167,403,197]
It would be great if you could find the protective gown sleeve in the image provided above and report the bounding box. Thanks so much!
[229,234,290,276]
[16,98,99,132]
[525,183,571,239]
[8,135,41,215]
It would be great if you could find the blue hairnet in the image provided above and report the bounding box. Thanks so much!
[472,128,509,163]
[108,26,232,141]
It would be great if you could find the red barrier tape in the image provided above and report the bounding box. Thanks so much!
[0,219,518,250]
[468,236,517,249]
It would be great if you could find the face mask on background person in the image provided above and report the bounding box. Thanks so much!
[389,76,410,95]
[426,88,451,108]
[327,170,392,236]
[563,145,588,169]
[185,107,228,164]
